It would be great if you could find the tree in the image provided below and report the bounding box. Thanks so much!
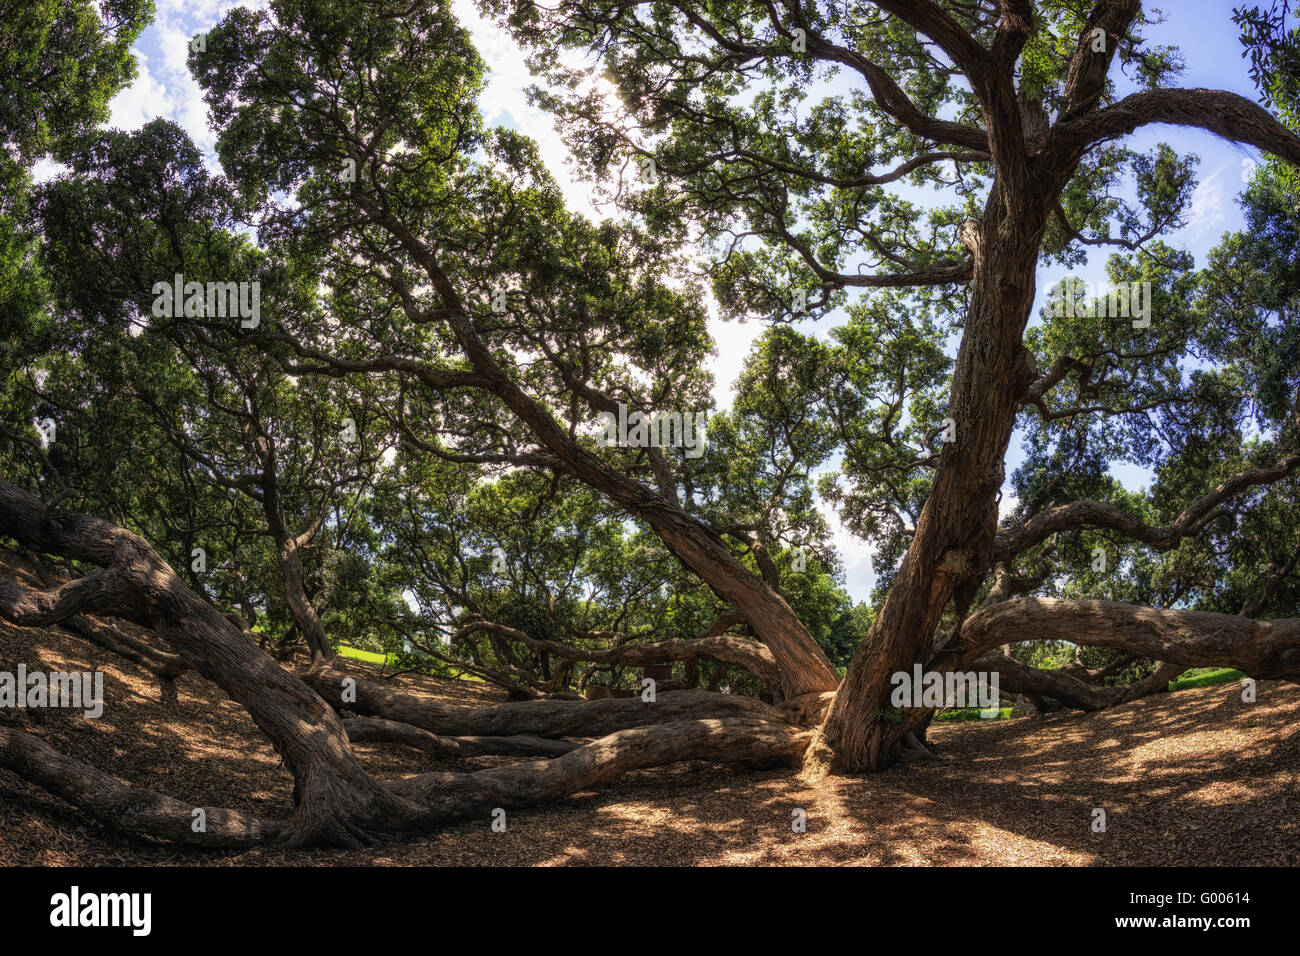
[187,0,839,697]
[488,0,1300,771]
[5,0,1300,851]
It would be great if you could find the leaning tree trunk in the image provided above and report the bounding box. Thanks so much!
[464,320,841,699]
[0,478,825,848]
[6,481,1300,849]
[273,530,332,663]
[261,475,333,664]
[0,480,415,846]
[805,192,1048,774]
[364,206,842,699]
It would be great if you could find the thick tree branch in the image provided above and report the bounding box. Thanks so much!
[451,616,783,691]
[0,725,277,847]
[950,597,1300,680]
[997,453,1300,557]
[1050,88,1300,169]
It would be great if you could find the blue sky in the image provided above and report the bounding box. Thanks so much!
[101,0,1271,603]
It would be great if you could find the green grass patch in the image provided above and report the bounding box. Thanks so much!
[336,644,486,682]
[1167,667,1243,691]
[933,706,1011,723]
[337,644,388,665]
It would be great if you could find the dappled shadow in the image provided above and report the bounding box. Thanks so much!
[2,605,1296,865]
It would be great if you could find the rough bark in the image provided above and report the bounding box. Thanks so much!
[799,3,1300,775]
[387,718,811,818]
[303,662,789,737]
[0,724,277,847]
[805,183,1048,775]
[950,597,1300,680]
[62,613,188,681]
[0,479,419,847]
[0,713,803,847]
[10,550,188,679]
[343,717,579,758]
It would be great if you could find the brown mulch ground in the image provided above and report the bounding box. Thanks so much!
[1,608,1296,866]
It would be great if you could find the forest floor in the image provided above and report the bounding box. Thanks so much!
[1,606,1297,866]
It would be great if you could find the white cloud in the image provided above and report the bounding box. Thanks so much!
[708,313,765,409]
[108,51,170,130]
[31,157,68,184]
[823,502,877,602]
[454,0,600,218]
[826,506,874,574]
[1186,162,1229,241]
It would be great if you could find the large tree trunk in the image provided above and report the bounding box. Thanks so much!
[952,597,1300,679]
[612,504,840,698]
[805,193,1048,774]
[7,482,1300,849]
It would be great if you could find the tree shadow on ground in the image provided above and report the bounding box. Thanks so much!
[3,609,1296,866]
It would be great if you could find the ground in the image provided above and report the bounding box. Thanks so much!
[1,612,1296,866]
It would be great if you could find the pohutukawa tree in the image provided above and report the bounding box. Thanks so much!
[3,0,1300,849]
[486,0,1300,770]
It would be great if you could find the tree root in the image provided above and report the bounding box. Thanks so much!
[0,724,278,847]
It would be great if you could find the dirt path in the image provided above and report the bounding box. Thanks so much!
[2,614,1296,866]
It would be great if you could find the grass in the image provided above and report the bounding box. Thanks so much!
[337,644,388,665]
[933,667,1246,723]
[336,644,486,682]
[933,707,1012,723]
[1167,667,1244,691]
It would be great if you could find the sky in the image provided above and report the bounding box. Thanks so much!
[101,0,1271,603]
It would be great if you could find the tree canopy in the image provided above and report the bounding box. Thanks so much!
[2,0,1300,847]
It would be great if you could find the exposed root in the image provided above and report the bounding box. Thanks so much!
[0,724,278,848]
